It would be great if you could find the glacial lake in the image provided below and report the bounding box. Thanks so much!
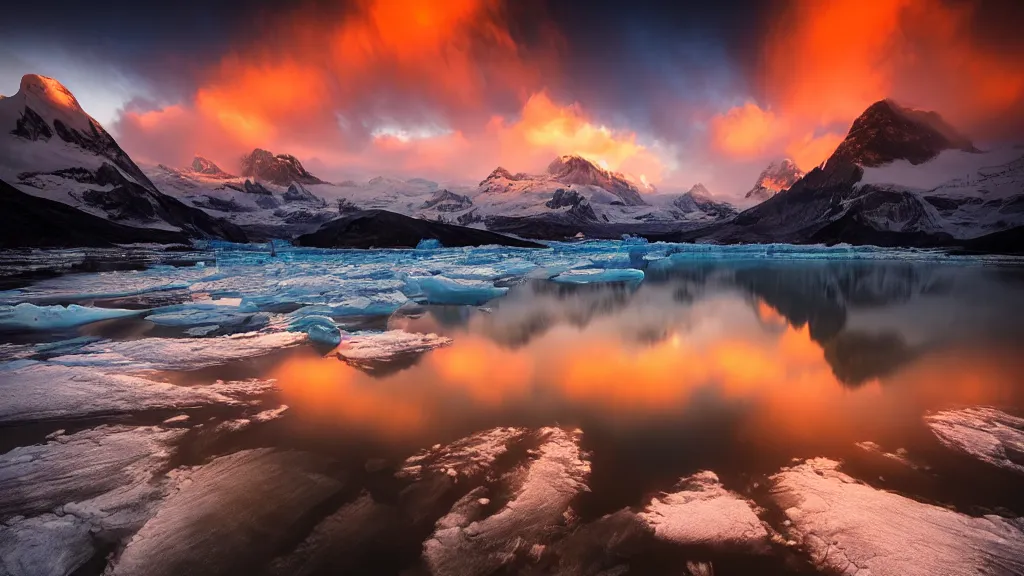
[1,242,1023,575]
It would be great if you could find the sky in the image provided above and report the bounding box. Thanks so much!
[1,0,1023,198]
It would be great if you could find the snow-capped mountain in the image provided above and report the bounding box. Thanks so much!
[658,99,1024,249]
[0,74,246,243]
[240,148,324,186]
[744,159,804,203]
[190,155,235,179]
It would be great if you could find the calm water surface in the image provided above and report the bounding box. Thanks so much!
[4,250,1024,575]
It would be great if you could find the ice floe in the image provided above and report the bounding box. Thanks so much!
[0,363,264,423]
[925,407,1024,475]
[0,303,142,331]
[422,428,591,576]
[288,314,344,347]
[213,405,290,433]
[639,470,768,550]
[108,448,343,576]
[770,457,1024,576]
[145,301,269,333]
[337,330,452,363]
[410,275,508,306]
[398,426,529,481]
[855,441,923,469]
[49,331,306,372]
[0,425,186,576]
[550,268,645,284]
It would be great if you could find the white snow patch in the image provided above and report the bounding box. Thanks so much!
[859,148,1023,192]
[639,470,768,549]
[925,407,1024,475]
[770,457,1024,576]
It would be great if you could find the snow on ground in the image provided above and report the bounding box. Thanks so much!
[337,330,452,362]
[0,363,271,423]
[422,428,591,576]
[0,303,143,331]
[398,427,530,481]
[48,331,306,372]
[108,448,343,576]
[770,457,1024,576]
[639,470,768,550]
[925,407,1024,475]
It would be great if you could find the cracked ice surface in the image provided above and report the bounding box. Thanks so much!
[398,427,529,481]
[639,470,768,549]
[770,457,1024,576]
[0,363,272,423]
[423,428,591,576]
[109,448,342,576]
[48,331,306,372]
[338,330,452,362]
[0,425,186,576]
[925,407,1024,475]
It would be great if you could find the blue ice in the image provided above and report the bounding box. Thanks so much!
[0,303,143,331]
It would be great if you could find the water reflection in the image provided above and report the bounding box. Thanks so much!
[272,261,1024,462]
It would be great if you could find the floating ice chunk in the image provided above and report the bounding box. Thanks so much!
[410,275,508,305]
[925,407,1024,475]
[49,331,307,372]
[417,238,443,249]
[215,404,289,433]
[398,427,529,481]
[423,428,591,576]
[289,314,343,347]
[0,363,263,423]
[639,471,768,550]
[338,330,451,362]
[109,449,343,576]
[770,457,1024,576]
[550,268,645,284]
[0,425,184,520]
[163,414,191,424]
[145,301,266,330]
[0,303,142,331]
[855,441,922,469]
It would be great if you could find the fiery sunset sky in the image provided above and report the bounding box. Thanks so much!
[1,0,1022,196]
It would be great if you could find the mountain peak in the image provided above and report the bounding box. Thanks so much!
[3,74,96,136]
[828,99,977,168]
[240,148,323,186]
[546,154,647,206]
[745,159,805,202]
[688,183,711,199]
[190,155,234,178]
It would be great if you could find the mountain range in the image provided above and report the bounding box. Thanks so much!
[1,74,1021,251]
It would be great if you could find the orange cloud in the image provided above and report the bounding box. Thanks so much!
[709,102,784,159]
[737,0,1024,171]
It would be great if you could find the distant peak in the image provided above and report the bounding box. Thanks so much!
[18,74,84,113]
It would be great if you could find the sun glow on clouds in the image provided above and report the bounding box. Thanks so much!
[113,0,672,183]
[709,0,1024,172]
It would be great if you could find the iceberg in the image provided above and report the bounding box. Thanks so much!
[409,275,508,305]
[416,238,443,249]
[551,268,645,284]
[144,301,264,327]
[0,303,142,331]
[289,314,344,347]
